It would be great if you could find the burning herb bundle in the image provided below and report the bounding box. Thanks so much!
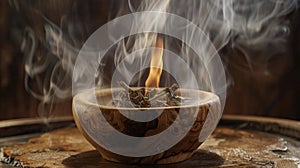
[112,37,192,108]
[114,81,190,108]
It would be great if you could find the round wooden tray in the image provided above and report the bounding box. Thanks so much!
[0,115,299,167]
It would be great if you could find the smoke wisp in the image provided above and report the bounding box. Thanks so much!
[17,0,299,117]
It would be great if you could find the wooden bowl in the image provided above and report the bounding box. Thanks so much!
[72,88,220,164]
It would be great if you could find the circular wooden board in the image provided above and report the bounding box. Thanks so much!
[0,115,299,167]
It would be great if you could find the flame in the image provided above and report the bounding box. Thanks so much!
[145,37,164,88]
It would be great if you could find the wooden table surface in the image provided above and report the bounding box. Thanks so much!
[0,115,299,168]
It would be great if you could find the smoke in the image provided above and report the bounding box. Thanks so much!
[17,0,298,116]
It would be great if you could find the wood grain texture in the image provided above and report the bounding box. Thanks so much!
[75,106,209,164]
[72,89,219,164]
[1,122,300,168]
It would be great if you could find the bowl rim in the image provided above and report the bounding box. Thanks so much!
[73,88,220,110]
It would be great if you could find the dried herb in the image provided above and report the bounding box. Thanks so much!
[114,81,190,108]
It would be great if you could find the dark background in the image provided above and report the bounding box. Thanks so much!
[0,0,299,120]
